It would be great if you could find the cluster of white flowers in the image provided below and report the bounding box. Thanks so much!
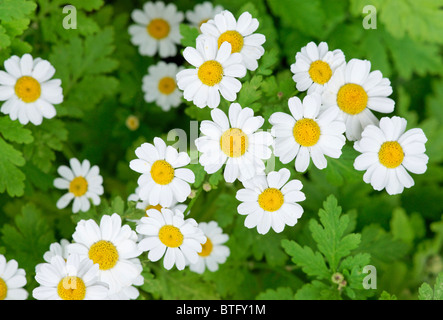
[290,41,428,195]
[129,1,225,112]
[0,1,430,301]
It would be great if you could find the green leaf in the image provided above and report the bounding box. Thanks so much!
[350,0,443,44]
[0,116,33,144]
[23,119,68,173]
[143,268,220,300]
[418,272,443,300]
[281,239,330,280]
[256,287,294,300]
[294,280,339,300]
[390,208,415,246]
[0,137,26,197]
[356,224,409,264]
[309,195,361,271]
[237,75,263,111]
[179,23,199,47]
[0,0,36,22]
[267,0,326,38]
[0,203,56,273]
[324,144,362,187]
[49,27,119,118]
[379,291,397,300]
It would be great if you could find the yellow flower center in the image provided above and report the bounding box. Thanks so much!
[198,237,213,257]
[258,188,284,212]
[69,176,88,197]
[0,277,7,300]
[14,76,41,103]
[378,141,404,168]
[336,83,368,115]
[147,18,170,39]
[220,128,249,158]
[88,240,119,270]
[218,30,244,53]
[293,118,321,147]
[158,76,176,95]
[145,204,163,216]
[198,60,224,86]
[57,276,86,300]
[308,60,332,85]
[158,225,184,248]
[126,115,140,131]
[150,160,175,185]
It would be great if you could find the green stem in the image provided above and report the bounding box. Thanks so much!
[183,185,203,217]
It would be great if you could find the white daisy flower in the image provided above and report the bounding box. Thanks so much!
[0,255,28,300]
[68,213,143,294]
[142,61,184,111]
[290,41,345,94]
[129,137,195,207]
[128,1,183,58]
[353,116,429,195]
[0,53,63,125]
[176,35,246,109]
[322,58,395,141]
[137,208,206,271]
[33,254,109,300]
[128,186,187,216]
[195,102,273,183]
[236,168,305,235]
[53,158,104,213]
[186,1,223,30]
[107,275,143,300]
[189,221,230,274]
[269,93,346,172]
[199,10,266,71]
[35,239,71,273]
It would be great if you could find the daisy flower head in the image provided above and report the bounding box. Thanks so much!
[189,221,230,274]
[186,1,223,30]
[33,254,108,300]
[137,208,207,271]
[68,213,143,294]
[290,41,345,94]
[322,58,395,141]
[36,239,71,273]
[107,276,143,300]
[353,116,429,195]
[0,53,63,125]
[129,137,195,207]
[142,61,184,111]
[199,10,266,71]
[54,158,104,213]
[128,1,183,58]
[0,255,28,300]
[195,102,274,183]
[176,35,246,109]
[236,168,305,235]
[128,187,187,217]
[269,93,346,173]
